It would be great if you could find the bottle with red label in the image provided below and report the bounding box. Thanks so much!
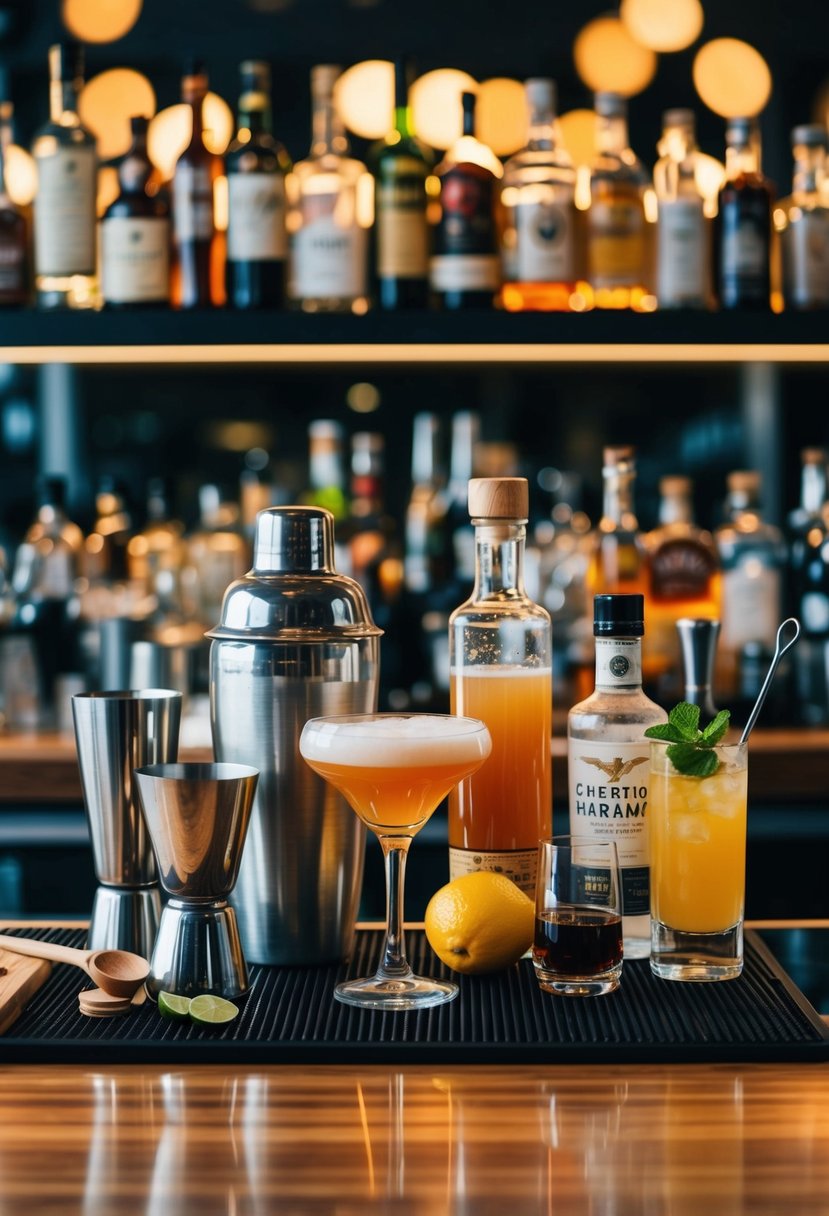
[430,91,502,310]
[172,58,224,309]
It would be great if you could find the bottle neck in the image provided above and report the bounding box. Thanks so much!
[50,78,79,125]
[0,106,12,204]
[597,113,629,157]
[801,463,828,515]
[659,491,692,526]
[726,141,759,180]
[239,90,272,138]
[793,146,824,196]
[183,78,208,148]
[594,635,643,691]
[311,85,347,158]
[472,522,526,599]
[602,467,637,527]
[527,104,556,151]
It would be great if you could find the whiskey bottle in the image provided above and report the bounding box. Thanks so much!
[449,477,552,896]
[226,60,291,310]
[0,99,28,305]
[567,593,667,959]
[85,478,134,585]
[101,116,170,308]
[499,78,578,312]
[288,65,371,313]
[654,109,709,309]
[185,485,251,626]
[775,125,829,311]
[32,42,97,309]
[172,58,223,309]
[126,477,186,600]
[430,91,502,310]
[716,117,773,310]
[586,92,650,310]
[372,59,431,310]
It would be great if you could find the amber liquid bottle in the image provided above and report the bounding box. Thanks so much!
[716,117,773,311]
[172,59,223,308]
[101,116,169,308]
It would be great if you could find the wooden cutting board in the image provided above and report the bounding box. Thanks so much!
[0,949,51,1035]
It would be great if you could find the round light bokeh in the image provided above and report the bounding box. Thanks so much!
[558,108,598,167]
[620,0,703,52]
[476,77,527,157]
[334,60,394,140]
[411,68,478,150]
[693,38,772,118]
[62,0,142,43]
[79,68,156,160]
[695,152,727,217]
[574,16,658,97]
[147,94,234,179]
[5,145,37,207]
[97,165,120,216]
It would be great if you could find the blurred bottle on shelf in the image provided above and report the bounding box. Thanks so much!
[534,471,593,689]
[185,485,250,627]
[644,475,721,702]
[714,470,786,701]
[85,478,134,585]
[302,418,348,519]
[101,116,170,309]
[126,477,186,604]
[288,64,371,314]
[431,91,502,310]
[787,447,829,723]
[0,99,29,306]
[32,42,97,309]
[654,109,709,310]
[171,58,223,309]
[499,78,578,312]
[404,411,449,599]
[716,117,774,311]
[444,410,480,598]
[775,125,829,312]
[372,58,431,310]
[226,60,291,310]
[586,92,650,311]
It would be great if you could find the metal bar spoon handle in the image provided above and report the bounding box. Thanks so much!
[0,933,149,997]
[739,618,801,745]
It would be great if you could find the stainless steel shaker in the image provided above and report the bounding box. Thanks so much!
[207,506,381,965]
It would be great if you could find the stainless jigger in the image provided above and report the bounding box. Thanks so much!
[134,762,259,1000]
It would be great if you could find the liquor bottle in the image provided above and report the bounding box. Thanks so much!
[716,117,774,311]
[126,477,186,600]
[444,409,480,596]
[567,593,667,959]
[644,475,721,700]
[288,65,371,313]
[0,100,28,305]
[85,477,134,584]
[430,91,502,310]
[372,59,431,310]
[714,470,786,698]
[32,42,97,309]
[172,58,223,309]
[302,419,349,522]
[100,116,170,308]
[654,109,709,310]
[226,60,291,310]
[185,485,251,626]
[775,125,829,311]
[404,412,448,598]
[586,92,650,310]
[787,448,829,723]
[499,78,578,312]
[448,477,552,897]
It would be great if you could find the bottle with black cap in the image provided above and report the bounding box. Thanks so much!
[567,593,666,959]
[172,57,223,308]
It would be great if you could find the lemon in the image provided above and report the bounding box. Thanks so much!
[424,871,534,975]
[188,994,240,1026]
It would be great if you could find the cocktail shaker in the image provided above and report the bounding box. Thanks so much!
[208,506,381,965]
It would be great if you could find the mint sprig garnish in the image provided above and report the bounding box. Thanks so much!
[644,702,731,777]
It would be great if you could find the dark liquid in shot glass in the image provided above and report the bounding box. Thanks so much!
[533,907,623,976]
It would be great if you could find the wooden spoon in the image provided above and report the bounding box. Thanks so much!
[0,934,149,998]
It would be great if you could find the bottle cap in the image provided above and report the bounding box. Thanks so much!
[660,474,691,495]
[593,593,644,637]
[240,60,271,91]
[49,42,84,86]
[603,444,636,468]
[792,124,828,149]
[311,65,340,95]
[727,469,761,493]
[595,92,626,118]
[662,108,695,130]
[525,78,556,114]
[801,447,827,465]
[725,116,754,146]
[468,477,528,522]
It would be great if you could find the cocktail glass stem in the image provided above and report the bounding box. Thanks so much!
[376,836,415,982]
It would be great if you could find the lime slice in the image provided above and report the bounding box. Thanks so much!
[188,994,239,1026]
[158,991,192,1020]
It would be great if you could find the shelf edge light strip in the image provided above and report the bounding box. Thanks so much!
[1,344,829,365]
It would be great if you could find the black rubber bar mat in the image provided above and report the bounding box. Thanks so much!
[0,927,826,1064]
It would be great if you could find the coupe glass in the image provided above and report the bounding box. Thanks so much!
[299,712,492,1011]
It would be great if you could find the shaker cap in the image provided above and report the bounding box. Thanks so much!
[468,477,528,521]
[206,506,382,642]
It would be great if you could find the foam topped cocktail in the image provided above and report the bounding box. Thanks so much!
[300,713,492,1010]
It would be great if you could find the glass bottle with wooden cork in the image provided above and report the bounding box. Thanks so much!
[448,476,552,897]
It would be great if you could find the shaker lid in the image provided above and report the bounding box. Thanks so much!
[206,506,383,642]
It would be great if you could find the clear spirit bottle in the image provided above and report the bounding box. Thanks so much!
[499,78,578,312]
[567,593,667,959]
[654,108,709,309]
[775,124,829,311]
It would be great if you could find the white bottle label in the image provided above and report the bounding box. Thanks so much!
[784,211,829,307]
[101,217,170,303]
[429,253,500,291]
[34,145,96,276]
[723,219,766,277]
[173,164,214,243]
[567,738,651,917]
[657,197,707,305]
[594,637,642,687]
[290,211,367,300]
[721,562,781,651]
[227,172,286,262]
[449,846,538,898]
[514,200,575,282]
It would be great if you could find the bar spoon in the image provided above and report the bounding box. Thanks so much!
[0,934,149,997]
[739,617,801,745]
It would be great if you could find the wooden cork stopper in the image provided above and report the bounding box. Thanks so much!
[603,445,635,467]
[468,477,529,521]
[727,470,761,492]
[802,447,827,465]
[660,475,691,495]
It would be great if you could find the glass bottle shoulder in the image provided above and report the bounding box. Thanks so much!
[226,131,291,175]
[568,686,667,738]
[501,145,575,192]
[293,150,368,188]
[33,117,95,156]
[373,133,431,175]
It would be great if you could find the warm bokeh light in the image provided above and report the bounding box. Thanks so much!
[333,59,394,140]
[411,68,478,150]
[574,16,658,96]
[558,108,598,168]
[346,382,381,413]
[62,0,142,42]
[620,0,703,52]
[147,95,234,179]
[79,69,156,159]
[96,165,119,215]
[476,78,527,157]
[693,38,772,118]
[5,145,37,206]
[695,152,727,217]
